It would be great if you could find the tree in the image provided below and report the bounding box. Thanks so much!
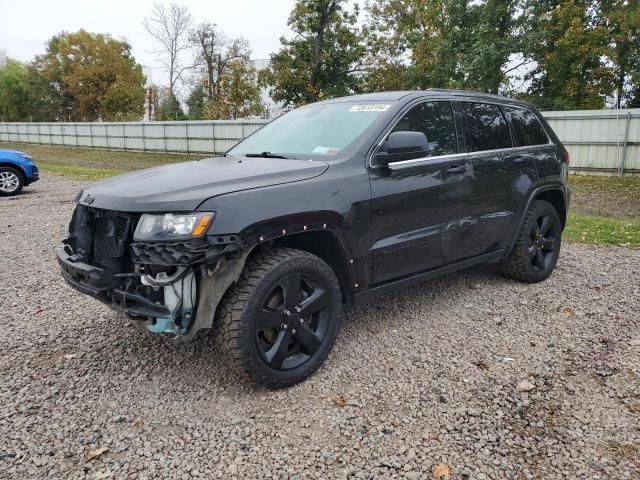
[601,0,640,108]
[366,0,462,89]
[0,58,31,121]
[364,0,520,93]
[189,23,253,113]
[260,0,365,107]
[155,86,186,120]
[519,0,614,110]
[31,30,146,120]
[206,60,262,119]
[186,84,205,119]
[143,2,193,98]
[465,0,520,93]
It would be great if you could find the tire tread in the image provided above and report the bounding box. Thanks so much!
[215,247,343,388]
[502,200,561,283]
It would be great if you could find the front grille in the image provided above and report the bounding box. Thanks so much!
[92,212,131,263]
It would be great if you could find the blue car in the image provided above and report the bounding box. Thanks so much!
[0,149,40,196]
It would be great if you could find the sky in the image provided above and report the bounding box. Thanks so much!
[0,0,299,85]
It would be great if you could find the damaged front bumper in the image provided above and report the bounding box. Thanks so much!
[57,246,172,319]
[57,206,247,340]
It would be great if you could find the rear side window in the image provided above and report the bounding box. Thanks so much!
[391,101,458,156]
[460,102,512,152]
[504,106,549,146]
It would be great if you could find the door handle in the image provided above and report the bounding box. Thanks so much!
[444,165,468,175]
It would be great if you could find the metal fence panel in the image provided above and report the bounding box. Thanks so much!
[543,109,640,175]
[1,110,638,175]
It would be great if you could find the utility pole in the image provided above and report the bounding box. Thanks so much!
[147,87,154,121]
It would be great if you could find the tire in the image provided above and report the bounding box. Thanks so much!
[0,167,24,196]
[502,200,562,283]
[215,248,344,388]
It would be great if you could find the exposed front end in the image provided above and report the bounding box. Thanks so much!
[57,204,244,339]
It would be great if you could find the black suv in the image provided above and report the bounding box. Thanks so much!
[58,90,570,387]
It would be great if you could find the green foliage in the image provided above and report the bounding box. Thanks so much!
[186,86,205,119]
[206,60,262,119]
[260,0,365,107]
[600,0,640,107]
[364,0,519,93]
[189,23,261,119]
[2,1,640,118]
[519,0,615,110]
[564,213,640,248]
[155,87,186,120]
[0,59,31,121]
[31,30,146,120]
[362,0,640,109]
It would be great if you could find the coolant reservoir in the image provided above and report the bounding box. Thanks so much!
[141,269,196,334]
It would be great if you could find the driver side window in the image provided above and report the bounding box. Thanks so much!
[391,102,458,157]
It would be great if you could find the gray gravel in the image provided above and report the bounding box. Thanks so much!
[1,175,639,480]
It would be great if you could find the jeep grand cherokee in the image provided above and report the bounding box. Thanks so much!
[58,90,570,388]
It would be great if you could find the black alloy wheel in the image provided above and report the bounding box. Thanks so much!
[216,248,343,388]
[256,273,331,370]
[502,199,562,283]
[528,213,558,272]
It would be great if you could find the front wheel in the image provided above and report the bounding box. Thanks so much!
[501,200,562,283]
[0,167,24,196]
[216,248,344,388]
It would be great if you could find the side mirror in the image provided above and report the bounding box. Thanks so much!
[373,131,429,166]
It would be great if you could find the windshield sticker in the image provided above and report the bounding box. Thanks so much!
[349,104,391,112]
[312,146,340,156]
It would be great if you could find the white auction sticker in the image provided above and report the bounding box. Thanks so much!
[349,104,391,112]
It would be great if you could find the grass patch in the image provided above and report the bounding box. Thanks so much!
[569,174,640,193]
[564,213,640,248]
[38,162,124,181]
[0,142,206,178]
[568,174,640,218]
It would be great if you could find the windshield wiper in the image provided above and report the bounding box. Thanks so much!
[244,152,290,159]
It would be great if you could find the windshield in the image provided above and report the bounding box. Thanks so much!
[229,102,393,158]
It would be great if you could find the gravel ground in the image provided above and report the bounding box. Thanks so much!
[1,175,639,480]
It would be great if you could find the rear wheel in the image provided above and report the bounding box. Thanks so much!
[502,200,562,283]
[0,167,23,196]
[216,248,343,388]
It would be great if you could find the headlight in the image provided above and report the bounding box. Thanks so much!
[134,212,215,241]
[18,153,33,162]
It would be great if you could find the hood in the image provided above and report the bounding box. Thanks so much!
[0,149,28,157]
[77,155,329,213]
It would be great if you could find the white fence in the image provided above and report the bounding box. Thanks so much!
[0,109,639,175]
[543,109,639,176]
[0,120,268,155]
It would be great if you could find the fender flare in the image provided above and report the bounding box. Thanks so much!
[184,219,358,340]
[238,218,359,295]
[505,183,568,257]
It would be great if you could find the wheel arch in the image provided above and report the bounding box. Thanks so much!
[534,188,567,229]
[252,230,355,303]
[506,184,568,257]
[190,228,356,340]
[0,162,25,180]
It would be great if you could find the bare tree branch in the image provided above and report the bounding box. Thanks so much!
[143,2,193,96]
[189,22,252,108]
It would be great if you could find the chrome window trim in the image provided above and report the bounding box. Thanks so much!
[387,144,554,168]
[369,98,556,169]
[388,152,467,167]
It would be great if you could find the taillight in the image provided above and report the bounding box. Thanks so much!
[562,148,570,164]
